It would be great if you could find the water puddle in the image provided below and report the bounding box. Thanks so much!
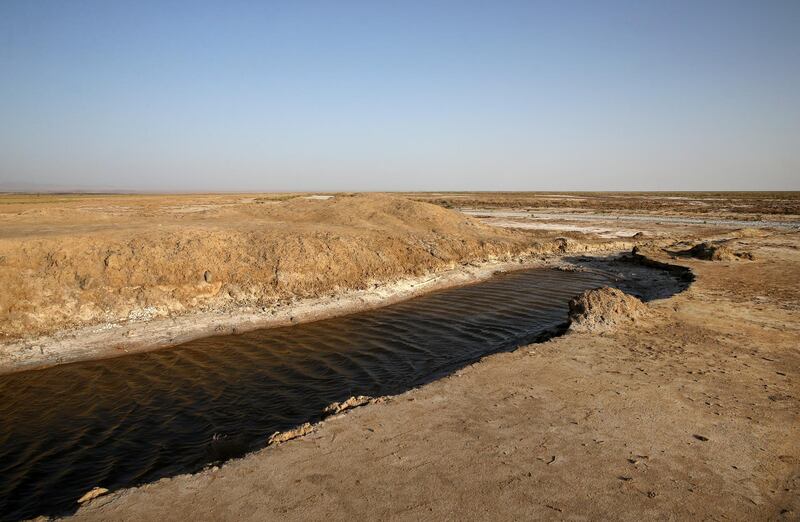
[0,259,690,520]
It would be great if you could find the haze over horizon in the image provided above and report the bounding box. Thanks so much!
[1,1,799,192]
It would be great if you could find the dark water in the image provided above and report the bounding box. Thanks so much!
[0,265,685,520]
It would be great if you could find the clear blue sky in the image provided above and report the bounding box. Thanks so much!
[1,0,798,191]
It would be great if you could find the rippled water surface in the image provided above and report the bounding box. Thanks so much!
[0,266,681,520]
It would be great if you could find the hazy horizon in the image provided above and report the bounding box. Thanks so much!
[2,1,799,191]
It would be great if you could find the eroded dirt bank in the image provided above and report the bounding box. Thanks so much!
[71,231,800,521]
[0,193,639,373]
[0,193,526,341]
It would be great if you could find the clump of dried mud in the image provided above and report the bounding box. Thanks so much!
[267,423,315,445]
[728,227,770,239]
[77,487,109,505]
[683,241,755,261]
[568,287,650,332]
[323,395,380,415]
[267,395,386,447]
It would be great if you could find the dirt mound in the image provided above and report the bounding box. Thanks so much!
[0,194,541,340]
[730,227,770,238]
[683,242,755,261]
[568,287,649,332]
[685,242,736,261]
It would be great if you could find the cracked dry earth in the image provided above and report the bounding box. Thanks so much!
[73,235,800,521]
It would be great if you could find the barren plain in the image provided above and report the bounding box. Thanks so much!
[0,192,798,520]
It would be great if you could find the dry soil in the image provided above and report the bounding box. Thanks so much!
[2,192,797,520]
[65,194,800,521]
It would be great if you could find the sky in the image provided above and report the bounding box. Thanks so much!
[0,0,798,191]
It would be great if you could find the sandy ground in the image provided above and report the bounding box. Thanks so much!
[463,208,800,233]
[3,192,798,520]
[70,224,800,520]
[407,191,800,222]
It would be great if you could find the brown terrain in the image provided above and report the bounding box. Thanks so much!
[0,192,637,372]
[407,191,800,219]
[0,192,522,341]
[1,192,798,520]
